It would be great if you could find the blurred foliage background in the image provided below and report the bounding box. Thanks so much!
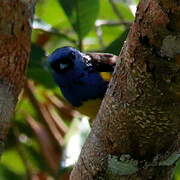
[0,0,179,179]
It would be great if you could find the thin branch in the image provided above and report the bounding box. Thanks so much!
[26,115,60,173]
[94,20,131,49]
[24,80,64,146]
[33,17,76,44]
[45,103,69,137]
[44,92,80,119]
[38,104,65,146]
[95,26,105,49]
[13,126,32,180]
[95,20,132,27]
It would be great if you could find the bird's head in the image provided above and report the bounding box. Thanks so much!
[48,46,92,86]
[48,46,81,73]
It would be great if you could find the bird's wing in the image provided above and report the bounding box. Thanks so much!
[85,52,118,72]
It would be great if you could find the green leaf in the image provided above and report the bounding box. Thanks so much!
[29,44,45,67]
[115,2,134,21]
[105,29,129,55]
[0,165,24,180]
[133,0,139,4]
[23,145,51,173]
[99,0,133,20]
[99,0,117,19]
[36,0,70,28]
[174,159,180,180]
[1,149,26,175]
[28,44,56,88]
[58,0,99,39]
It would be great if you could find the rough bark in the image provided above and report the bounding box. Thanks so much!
[70,0,180,179]
[0,0,36,154]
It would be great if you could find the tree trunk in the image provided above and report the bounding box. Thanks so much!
[0,0,36,154]
[70,0,180,179]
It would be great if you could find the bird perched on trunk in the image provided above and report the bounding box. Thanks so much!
[48,46,118,118]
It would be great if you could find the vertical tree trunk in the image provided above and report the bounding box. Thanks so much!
[70,0,180,179]
[0,0,36,154]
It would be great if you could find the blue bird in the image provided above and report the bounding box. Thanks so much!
[48,46,117,118]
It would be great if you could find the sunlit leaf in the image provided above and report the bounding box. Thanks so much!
[36,0,70,28]
[133,0,139,4]
[116,2,134,20]
[1,150,26,175]
[58,0,99,39]
[16,98,37,120]
[99,0,134,21]
[99,0,117,19]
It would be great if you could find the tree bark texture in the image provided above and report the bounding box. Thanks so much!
[0,0,35,154]
[71,0,180,179]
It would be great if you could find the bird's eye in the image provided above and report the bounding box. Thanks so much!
[60,58,70,64]
[59,63,69,70]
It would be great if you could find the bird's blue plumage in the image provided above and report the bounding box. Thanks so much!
[48,47,108,108]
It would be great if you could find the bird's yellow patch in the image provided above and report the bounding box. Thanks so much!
[100,72,112,81]
[76,98,102,119]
